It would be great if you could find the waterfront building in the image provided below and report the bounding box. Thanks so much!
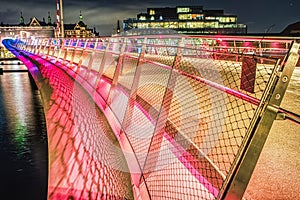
[0,12,55,46]
[63,12,97,38]
[123,6,247,35]
[0,12,97,46]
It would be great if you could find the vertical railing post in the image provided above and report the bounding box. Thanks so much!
[76,39,89,73]
[141,37,184,178]
[220,41,300,200]
[37,39,44,55]
[32,40,36,53]
[62,42,68,65]
[106,38,127,105]
[27,40,33,52]
[32,39,37,54]
[53,38,60,57]
[70,39,79,66]
[28,40,32,52]
[55,39,63,63]
[33,40,38,54]
[84,39,99,79]
[44,39,50,58]
[121,37,147,130]
[94,38,111,92]
[36,39,41,54]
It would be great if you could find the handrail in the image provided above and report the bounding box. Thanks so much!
[4,36,300,200]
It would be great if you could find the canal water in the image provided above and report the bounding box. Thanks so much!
[0,62,48,199]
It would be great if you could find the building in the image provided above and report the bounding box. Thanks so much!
[0,12,55,46]
[123,6,247,35]
[280,21,300,36]
[63,12,98,38]
[0,12,98,47]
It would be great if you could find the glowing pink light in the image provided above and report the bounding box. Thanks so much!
[164,133,219,197]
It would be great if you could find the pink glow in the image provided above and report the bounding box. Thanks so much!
[243,41,252,47]
[96,78,111,100]
[177,69,260,106]
[48,186,122,199]
[164,133,219,197]
[9,38,279,200]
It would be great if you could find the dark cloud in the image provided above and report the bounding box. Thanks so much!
[0,0,299,35]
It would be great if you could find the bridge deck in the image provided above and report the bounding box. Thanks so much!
[3,36,300,200]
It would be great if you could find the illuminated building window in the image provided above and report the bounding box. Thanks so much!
[139,16,146,20]
[192,14,203,20]
[169,22,178,28]
[163,22,169,28]
[179,22,186,28]
[178,14,192,20]
[206,16,216,20]
[123,6,247,34]
[149,9,155,15]
[177,7,190,13]
[217,17,237,23]
[137,22,149,28]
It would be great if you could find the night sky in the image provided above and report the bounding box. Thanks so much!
[0,0,299,35]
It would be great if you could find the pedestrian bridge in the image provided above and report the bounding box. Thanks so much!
[3,35,300,200]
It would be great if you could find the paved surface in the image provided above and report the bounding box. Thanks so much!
[245,69,300,200]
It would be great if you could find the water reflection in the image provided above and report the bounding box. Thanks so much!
[0,63,48,199]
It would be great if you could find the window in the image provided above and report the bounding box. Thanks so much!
[217,17,237,23]
[192,14,203,20]
[139,16,146,20]
[177,7,190,13]
[149,9,155,15]
[178,14,192,20]
[206,16,216,20]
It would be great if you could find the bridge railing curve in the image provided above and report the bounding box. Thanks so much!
[7,35,300,200]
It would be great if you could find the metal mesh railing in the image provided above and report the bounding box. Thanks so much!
[6,35,300,200]
[9,50,134,199]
